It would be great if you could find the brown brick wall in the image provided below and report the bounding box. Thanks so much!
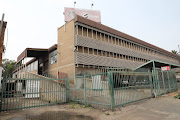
[49,63,58,76]
[76,67,96,73]
[57,20,75,83]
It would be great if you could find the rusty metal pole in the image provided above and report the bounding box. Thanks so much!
[0,13,5,112]
[0,14,5,40]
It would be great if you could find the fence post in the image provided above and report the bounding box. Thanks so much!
[66,77,69,102]
[161,71,166,94]
[167,71,171,93]
[152,61,157,96]
[152,70,157,97]
[148,70,153,97]
[170,71,176,91]
[171,71,175,90]
[0,78,5,112]
[156,71,161,95]
[108,72,115,110]
[173,71,178,90]
[84,74,87,105]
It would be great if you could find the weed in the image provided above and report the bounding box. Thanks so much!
[174,93,180,99]
[82,104,92,108]
[105,112,110,115]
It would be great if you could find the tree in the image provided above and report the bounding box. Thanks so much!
[172,50,178,54]
[2,59,16,78]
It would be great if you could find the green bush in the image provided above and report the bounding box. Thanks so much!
[174,93,180,99]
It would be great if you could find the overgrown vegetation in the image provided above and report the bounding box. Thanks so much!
[69,101,92,109]
[2,59,16,78]
[105,112,110,115]
[174,93,180,99]
[172,50,178,54]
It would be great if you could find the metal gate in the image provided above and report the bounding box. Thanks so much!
[70,70,178,110]
[152,70,178,96]
[0,73,69,111]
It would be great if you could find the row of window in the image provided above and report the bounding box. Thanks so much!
[76,25,177,62]
[14,60,38,76]
[14,49,58,75]
[49,50,57,64]
[77,46,149,63]
[26,60,38,72]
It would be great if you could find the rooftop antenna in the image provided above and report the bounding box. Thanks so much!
[91,3,94,9]
[74,1,76,8]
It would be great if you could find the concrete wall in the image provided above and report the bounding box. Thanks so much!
[57,20,75,83]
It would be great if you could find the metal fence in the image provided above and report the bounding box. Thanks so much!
[70,70,178,110]
[112,71,153,108]
[0,73,69,111]
[1,70,178,111]
[152,70,178,96]
[70,72,111,110]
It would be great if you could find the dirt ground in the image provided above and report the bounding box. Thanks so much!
[1,85,180,120]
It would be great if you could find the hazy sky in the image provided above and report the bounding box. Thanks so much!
[0,0,180,61]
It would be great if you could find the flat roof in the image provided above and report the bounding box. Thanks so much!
[134,60,180,70]
[17,44,57,63]
[74,15,180,60]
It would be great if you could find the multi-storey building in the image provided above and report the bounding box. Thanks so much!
[57,15,180,81]
[13,15,180,83]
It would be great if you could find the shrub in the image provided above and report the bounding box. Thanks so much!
[174,93,180,99]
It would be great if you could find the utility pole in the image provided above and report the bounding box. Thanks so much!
[91,3,94,9]
[0,14,5,39]
[74,1,76,8]
[0,13,5,94]
[178,45,180,55]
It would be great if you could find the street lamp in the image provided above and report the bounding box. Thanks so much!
[74,1,76,8]
[91,3,94,9]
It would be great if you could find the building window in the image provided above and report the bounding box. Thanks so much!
[30,63,33,72]
[49,50,57,64]
[34,60,38,70]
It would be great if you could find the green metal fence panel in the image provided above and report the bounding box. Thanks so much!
[0,73,69,112]
[70,72,112,110]
[70,69,178,110]
[152,70,178,96]
[85,72,111,109]
[69,69,178,110]
[111,71,153,107]
[109,72,115,110]
[70,70,153,110]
